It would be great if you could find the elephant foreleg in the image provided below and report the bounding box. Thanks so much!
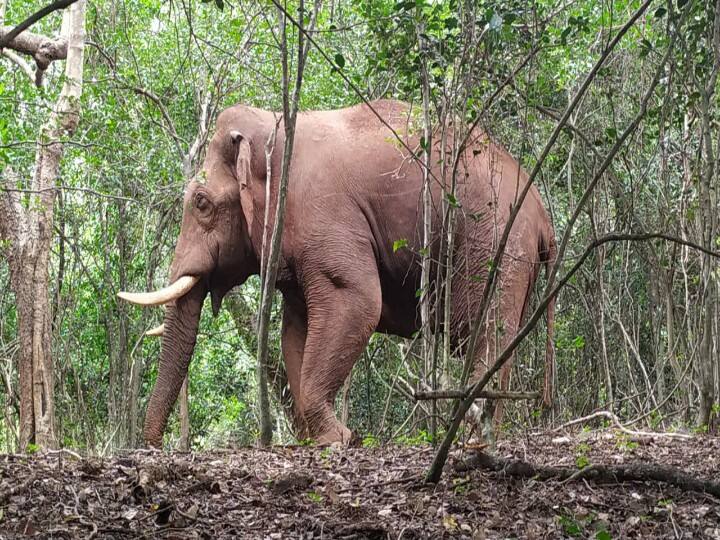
[299,262,382,444]
[281,295,308,439]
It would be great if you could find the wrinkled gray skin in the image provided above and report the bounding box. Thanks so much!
[142,100,556,447]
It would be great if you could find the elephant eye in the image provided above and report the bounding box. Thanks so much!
[194,193,211,213]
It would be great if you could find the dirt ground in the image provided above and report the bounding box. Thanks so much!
[0,431,719,539]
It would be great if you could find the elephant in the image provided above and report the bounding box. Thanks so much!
[119,99,556,447]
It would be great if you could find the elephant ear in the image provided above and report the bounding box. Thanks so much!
[231,130,256,239]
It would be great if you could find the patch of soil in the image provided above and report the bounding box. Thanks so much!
[0,432,718,538]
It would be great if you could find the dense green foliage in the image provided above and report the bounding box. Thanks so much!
[1,0,719,452]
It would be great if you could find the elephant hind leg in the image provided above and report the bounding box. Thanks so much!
[476,361,513,446]
[299,258,382,444]
[468,264,532,444]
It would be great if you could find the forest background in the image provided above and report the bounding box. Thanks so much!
[0,0,718,454]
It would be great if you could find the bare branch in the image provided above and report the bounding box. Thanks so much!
[0,0,78,48]
[1,185,136,203]
[125,85,187,159]
[0,26,67,85]
[1,48,34,82]
[414,390,540,401]
[184,89,213,175]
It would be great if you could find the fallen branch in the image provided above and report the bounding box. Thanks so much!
[414,389,540,401]
[553,410,693,440]
[456,451,720,499]
[45,447,83,460]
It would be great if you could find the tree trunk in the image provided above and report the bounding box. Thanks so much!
[178,376,190,451]
[0,1,85,452]
[340,372,352,426]
[255,0,317,446]
[417,21,436,439]
[104,201,130,449]
[694,7,720,425]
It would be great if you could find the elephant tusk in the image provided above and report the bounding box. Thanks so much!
[145,323,165,337]
[117,275,199,307]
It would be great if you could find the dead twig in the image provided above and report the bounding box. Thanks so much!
[552,411,692,440]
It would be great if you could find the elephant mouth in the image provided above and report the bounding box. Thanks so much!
[118,270,233,336]
[118,274,204,338]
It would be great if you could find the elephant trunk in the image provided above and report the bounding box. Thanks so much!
[143,282,206,448]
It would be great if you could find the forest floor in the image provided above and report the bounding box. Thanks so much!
[0,431,719,539]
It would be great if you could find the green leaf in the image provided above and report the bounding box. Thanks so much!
[393,238,408,252]
[595,531,612,540]
[639,38,653,58]
[445,192,461,208]
[560,26,572,45]
[306,491,323,503]
[558,515,583,536]
[362,435,379,448]
[394,0,415,11]
[334,53,346,69]
[654,6,667,18]
[575,454,590,469]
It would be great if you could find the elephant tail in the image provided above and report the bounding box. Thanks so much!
[541,230,557,409]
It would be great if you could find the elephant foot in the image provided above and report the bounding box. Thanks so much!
[313,422,353,446]
[292,410,310,442]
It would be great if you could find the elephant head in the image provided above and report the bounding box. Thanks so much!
[118,107,268,447]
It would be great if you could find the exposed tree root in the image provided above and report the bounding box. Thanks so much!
[456,451,720,499]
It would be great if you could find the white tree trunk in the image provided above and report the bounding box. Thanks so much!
[0,0,85,451]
